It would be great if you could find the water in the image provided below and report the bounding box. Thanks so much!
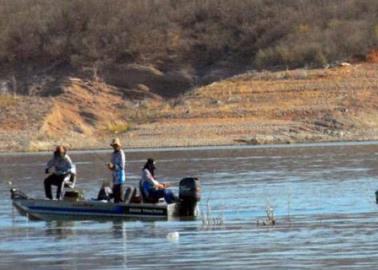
[1,142,378,269]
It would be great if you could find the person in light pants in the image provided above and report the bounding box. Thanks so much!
[107,138,126,203]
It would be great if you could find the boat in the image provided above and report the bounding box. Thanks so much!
[10,177,201,221]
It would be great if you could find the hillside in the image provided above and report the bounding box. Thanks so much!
[0,62,377,151]
[0,0,378,98]
[1,0,378,152]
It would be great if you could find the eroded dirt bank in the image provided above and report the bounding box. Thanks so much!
[0,63,377,152]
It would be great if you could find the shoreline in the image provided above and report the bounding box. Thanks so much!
[1,63,377,154]
[1,139,377,156]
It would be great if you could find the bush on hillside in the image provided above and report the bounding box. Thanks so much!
[0,0,377,75]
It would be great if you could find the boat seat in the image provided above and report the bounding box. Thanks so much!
[58,173,77,200]
[139,180,159,204]
[63,164,77,189]
[97,185,113,201]
[63,173,76,189]
[59,165,77,200]
[123,186,137,204]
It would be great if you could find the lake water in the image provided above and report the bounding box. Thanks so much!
[1,142,378,269]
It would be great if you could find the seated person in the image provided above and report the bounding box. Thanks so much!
[140,158,177,204]
[44,145,75,200]
[97,181,113,201]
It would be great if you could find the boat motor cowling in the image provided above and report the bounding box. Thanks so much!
[178,177,201,216]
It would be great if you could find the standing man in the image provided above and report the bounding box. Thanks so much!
[107,138,126,203]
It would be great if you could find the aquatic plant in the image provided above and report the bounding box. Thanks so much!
[201,196,224,227]
[257,205,276,226]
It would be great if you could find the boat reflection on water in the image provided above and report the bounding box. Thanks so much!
[45,221,76,240]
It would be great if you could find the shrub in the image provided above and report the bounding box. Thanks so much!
[104,121,130,134]
[0,95,17,107]
[0,0,377,75]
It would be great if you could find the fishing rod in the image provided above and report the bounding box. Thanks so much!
[0,161,15,189]
[88,150,110,163]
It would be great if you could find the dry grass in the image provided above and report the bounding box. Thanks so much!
[166,64,377,121]
[81,63,378,148]
[109,63,378,148]
[0,95,17,107]
[104,121,130,134]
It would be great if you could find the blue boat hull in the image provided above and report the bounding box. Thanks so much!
[12,197,177,221]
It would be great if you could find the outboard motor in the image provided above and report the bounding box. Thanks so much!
[179,177,201,216]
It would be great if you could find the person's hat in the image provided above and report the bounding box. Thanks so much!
[110,138,122,147]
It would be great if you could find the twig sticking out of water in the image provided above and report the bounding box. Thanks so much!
[257,206,276,226]
[201,197,224,226]
[287,188,292,224]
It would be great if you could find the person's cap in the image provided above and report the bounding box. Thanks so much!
[110,138,122,147]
